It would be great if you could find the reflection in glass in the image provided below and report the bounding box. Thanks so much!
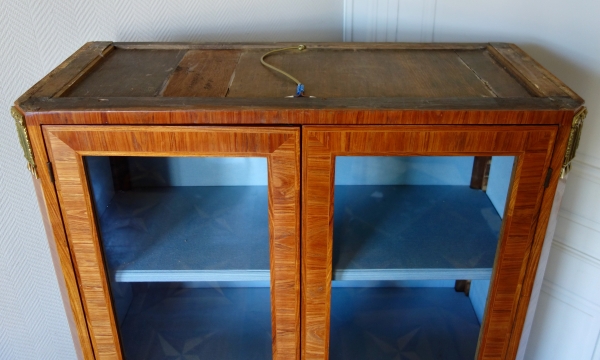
[86,156,272,360]
[331,156,515,360]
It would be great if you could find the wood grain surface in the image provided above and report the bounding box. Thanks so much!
[301,125,557,360]
[488,44,577,100]
[24,105,578,126]
[43,125,301,360]
[27,122,96,359]
[63,49,186,97]
[15,42,584,115]
[227,49,504,98]
[503,44,583,103]
[161,50,241,97]
[504,110,578,358]
[455,50,532,98]
[18,42,113,102]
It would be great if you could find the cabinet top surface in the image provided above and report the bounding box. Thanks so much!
[15,42,584,125]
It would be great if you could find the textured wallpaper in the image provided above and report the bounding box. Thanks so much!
[0,1,342,359]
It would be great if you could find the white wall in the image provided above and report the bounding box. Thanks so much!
[0,2,342,359]
[344,0,600,358]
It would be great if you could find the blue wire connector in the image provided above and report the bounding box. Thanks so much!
[295,83,305,97]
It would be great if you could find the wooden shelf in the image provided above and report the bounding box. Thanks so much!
[99,185,500,283]
[99,186,270,282]
[333,185,501,281]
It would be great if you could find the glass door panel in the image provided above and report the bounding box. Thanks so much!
[86,156,272,359]
[330,156,514,360]
[301,125,556,360]
[43,126,300,360]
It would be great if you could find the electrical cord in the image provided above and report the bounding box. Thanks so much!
[260,45,308,97]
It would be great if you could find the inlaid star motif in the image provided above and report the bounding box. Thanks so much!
[157,332,216,360]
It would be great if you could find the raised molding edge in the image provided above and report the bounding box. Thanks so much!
[551,241,600,273]
[557,209,600,238]
[523,281,600,360]
[572,158,600,184]
[541,280,600,319]
[333,268,492,281]
[114,270,271,282]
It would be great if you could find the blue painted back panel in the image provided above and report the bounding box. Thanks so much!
[335,156,474,185]
[128,157,268,187]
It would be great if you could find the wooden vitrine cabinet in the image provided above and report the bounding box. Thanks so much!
[13,42,586,360]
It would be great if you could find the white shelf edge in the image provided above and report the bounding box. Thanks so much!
[333,268,493,281]
[114,269,271,283]
[114,268,493,283]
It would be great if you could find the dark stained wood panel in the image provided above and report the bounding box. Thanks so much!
[20,96,581,116]
[470,155,492,189]
[23,42,113,100]
[161,50,241,97]
[113,42,489,51]
[64,49,186,97]
[16,42,584,113]
[488,44,571,98]
[456,50,532,98]
[227,49,500,98]
[17,42,583,112]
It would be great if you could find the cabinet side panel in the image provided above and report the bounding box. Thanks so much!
[506,112,573,358]
[28,123,95,359]
[43,129,122,359]
[477,151,550,359]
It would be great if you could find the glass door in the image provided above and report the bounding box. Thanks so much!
[302,126,557,360]
[43,126,300,360]
[331,155,512,360]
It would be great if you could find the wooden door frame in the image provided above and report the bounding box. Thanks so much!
[42,125,301,360]
[301,125,558,360]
